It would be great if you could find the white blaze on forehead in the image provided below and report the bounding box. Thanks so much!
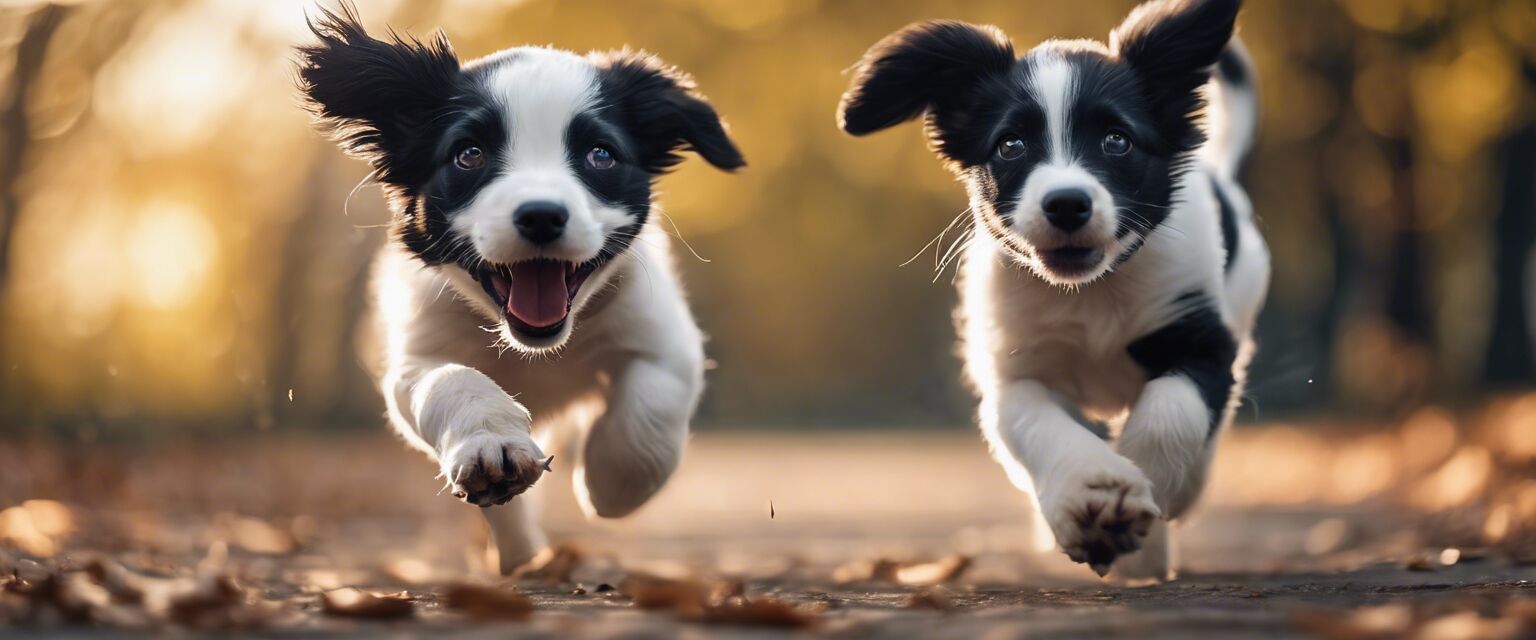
[1027,52,1076,165]
[485,48,599,170]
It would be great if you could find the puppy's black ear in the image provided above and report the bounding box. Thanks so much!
[1111,0,1240,145]
[592,51,745,173]
[837,21,1014,137]
[296,3,461,189]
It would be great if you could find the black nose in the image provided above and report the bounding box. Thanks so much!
[1042,188,1093,231]
[513,201,568,245]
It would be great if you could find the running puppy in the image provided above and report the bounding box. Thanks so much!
[297,6,743,573]
[837,0,1266,580]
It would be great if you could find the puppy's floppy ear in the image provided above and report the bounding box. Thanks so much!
[591,50,745,173]
[1111,0,1240,145]
[296,2,461,189]
[837,21,1015,137]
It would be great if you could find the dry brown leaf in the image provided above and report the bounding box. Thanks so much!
[619,573,818,628]
[213,514,297,555]
[165,574,250,629]
[1292,604,1413,640]
[833,555,971,586]
[621,573,712,616]
[440,583,534,622]
[895,555,971,586]
[512,544,583,583]
[903,587,953,610]
[0,501,75,558]
[1414,610,1522,640]
[320,587,414,619]
[383,557,437,584]
[831,558,899,583]
[1404,554,1438,571]
[700,596,819,628]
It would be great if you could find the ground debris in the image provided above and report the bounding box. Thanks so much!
[439,582,534,621]
[1,556,270,631]
[1292,595,1536,640]
[903,587,954,610]
[620,573,819,628]
[319,587,413,620]
[512,543,583,583]
[833,554,971,586]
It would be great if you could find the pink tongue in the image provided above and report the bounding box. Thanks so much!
[507,261,570,328]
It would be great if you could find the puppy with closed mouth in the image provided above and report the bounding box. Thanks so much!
[297,5,743,573]
[838,0,1267,580]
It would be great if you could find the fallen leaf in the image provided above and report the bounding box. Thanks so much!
[383,557,437,584]
[1292,604,1412,640]
[320,588,413,619]
[1404,554,1438,572]
[621,573,711,616]
[903,587,953,611]
[895,556,971,586]
[513,544,583,583]
[440,583,534,621]
[0,501,75,558]
[619,573,819,628]
[701,596,819,628]
[165,574,247,629]
[833,555,970,586]
[214,514,297,555]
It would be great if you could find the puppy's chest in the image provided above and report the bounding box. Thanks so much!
[991,286,1174,415]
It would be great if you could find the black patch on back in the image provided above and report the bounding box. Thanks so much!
[1212,174,1238,272]
[1126,292,1238,436]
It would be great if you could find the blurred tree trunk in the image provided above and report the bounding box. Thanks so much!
[1482,89,1536,389]
[1382,136,1433,347]
[0,5,66,406]
[263,163,332,429]
[1304,16,1358,406]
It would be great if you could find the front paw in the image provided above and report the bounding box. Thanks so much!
[1039,459,1160,576]
[440,432,550,507]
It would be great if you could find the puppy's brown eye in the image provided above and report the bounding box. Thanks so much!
[454,146,484,170]
[586,146,616,170]
[996,136,1026,161]
[1102,131,1132,156]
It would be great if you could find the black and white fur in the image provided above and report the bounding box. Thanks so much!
[297,6,743,573]
[838,0,1266,580]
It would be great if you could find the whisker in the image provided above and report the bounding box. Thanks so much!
[343,167,381,217]
[652,206,711,264]
[900,207,970,268]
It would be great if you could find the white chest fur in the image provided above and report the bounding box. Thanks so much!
[959,174,1229,419]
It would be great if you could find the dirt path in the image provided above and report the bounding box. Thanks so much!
[2,430,1533,637]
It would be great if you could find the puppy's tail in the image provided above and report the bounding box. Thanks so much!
[1202,37,1257,179]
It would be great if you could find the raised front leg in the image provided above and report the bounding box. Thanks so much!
[383,362,550,507]
[1114,299,1239,581]
[1119,299,1239,519]
[982,380,1160,576]
[575,356,701,519]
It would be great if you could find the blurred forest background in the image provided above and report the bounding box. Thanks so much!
[0,0,1532,438]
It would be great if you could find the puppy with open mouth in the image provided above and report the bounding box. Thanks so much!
[838,0,1268,580]
[297,5,743,573]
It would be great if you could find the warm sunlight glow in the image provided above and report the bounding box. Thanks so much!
[126,202,218,310]
[94,5,258,153]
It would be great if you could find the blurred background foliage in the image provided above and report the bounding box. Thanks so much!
[0,0,1531,437]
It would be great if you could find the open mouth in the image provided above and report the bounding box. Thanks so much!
[473,258,601,338]
[1038,246,1106,278]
